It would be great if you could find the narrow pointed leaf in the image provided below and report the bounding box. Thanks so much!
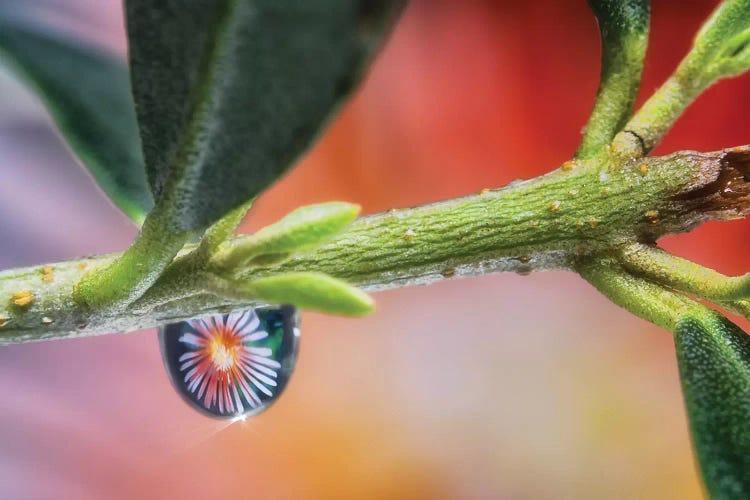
[217,202,360,269]
[125,0,404,231]
[675,313,750,498]
[250,202,360,254]
[248,272,374,316]
[0,17,152,224]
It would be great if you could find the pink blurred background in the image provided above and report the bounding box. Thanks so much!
[1,1,749,498]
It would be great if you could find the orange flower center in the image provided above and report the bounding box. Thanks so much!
[208,327,241,372]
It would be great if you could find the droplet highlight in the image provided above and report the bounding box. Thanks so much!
[159,306,300,419]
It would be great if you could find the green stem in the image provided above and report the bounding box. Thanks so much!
[577,256,703,331]
[73,203,191,311]
[620,243,750,302]
[577,0,649,159]
[617,73,708,154]
[620,0,750,154]
[2,145,750,343]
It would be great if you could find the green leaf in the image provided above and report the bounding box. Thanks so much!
[249,202,360,254]
[248,272,374,316]
[675,313,750,498]
[0,17,152,224]
[125,0,404,231]
[215,202,360,269]
[577,0,649,159]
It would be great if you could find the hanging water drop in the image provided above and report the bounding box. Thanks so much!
[159,306,300,419]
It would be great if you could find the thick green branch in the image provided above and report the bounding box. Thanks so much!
[1,146,750,344]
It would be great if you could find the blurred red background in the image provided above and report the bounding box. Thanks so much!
[1,1,749,498]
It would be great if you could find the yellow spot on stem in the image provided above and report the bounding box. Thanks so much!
[0,315,8,328]
[479,188,491,195]
[404,229,416,241]
[41,266,54,283]
[567,190,578,197]
[589,218,599,229]
[11,290,33,307]
[645,210,659,224]
[549,200,561,212]
[561,160,576,171]
[441,268,456,278]
[77,262,89,270]
[639,164,649,175]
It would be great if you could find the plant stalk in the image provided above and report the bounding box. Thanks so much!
[1,146,750,344]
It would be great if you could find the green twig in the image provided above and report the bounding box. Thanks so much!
[620,243,750,302]
[577,0,649,159]
[618,0,750,154]
[577,256,702,331]
[72,203,191,311]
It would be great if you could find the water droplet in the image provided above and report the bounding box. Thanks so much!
[159,306,300,419]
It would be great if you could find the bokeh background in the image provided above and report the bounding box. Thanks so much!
[1,1,749,498]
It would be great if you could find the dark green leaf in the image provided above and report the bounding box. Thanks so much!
[0,17,152,224]
[125,0,404,230]
[675,313,750,498]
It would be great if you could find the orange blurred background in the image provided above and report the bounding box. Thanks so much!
[1,1,749,498]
